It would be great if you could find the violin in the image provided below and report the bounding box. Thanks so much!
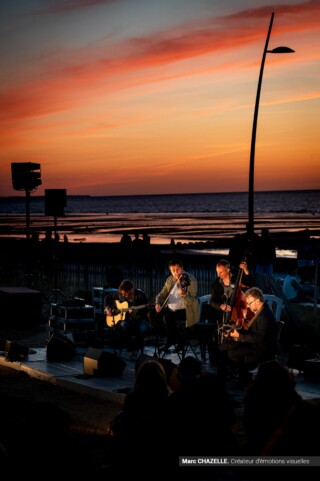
[177,272,190,293]
[159,272,190,311]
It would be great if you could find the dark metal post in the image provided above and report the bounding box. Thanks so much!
[248,12,274,234]
[25,190,31,239]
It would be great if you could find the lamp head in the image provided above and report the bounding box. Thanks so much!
[267,46,295,53]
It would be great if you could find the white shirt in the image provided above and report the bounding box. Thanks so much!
[167,283,184,311]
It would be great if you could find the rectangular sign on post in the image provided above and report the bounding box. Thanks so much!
[45,189,67,217]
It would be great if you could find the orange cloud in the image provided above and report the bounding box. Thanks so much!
[1,1,319,127]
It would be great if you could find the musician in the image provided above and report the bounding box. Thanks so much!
[223,287,277,386]
[201,259,253,365]
[105,279,149,358]
[148,259,199,353]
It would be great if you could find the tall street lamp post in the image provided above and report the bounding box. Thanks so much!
[248,12,294,233]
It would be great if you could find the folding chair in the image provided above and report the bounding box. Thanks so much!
[174,295,212,361]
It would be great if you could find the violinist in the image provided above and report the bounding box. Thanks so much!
[201,259,253,367]
[148,259,199,353]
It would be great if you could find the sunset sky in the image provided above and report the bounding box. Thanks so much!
[1,0,319,197]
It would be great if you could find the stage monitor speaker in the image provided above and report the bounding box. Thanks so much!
[84,348,126,377]
[0,339,29,361]
[46,333,75,361]
[45,189,67,217]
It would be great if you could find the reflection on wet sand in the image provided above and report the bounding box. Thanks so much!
[0,212,319,249]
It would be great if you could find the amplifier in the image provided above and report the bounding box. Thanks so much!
[92,287,118,314]
[49,316,97,344]
[51,317,96,331]
[0,287,42,326]
[53,305,95,320]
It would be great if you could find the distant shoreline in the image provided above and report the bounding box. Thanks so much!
[1,188,319,200]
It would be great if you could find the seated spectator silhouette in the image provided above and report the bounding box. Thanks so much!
[243,360,302,454]
[12,401,92,476]
[110,359,170,475]
[264,393,320,456]
[164,356,238,463]
[282,267,310,302]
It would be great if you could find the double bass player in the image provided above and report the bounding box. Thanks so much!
[201,259,253,367]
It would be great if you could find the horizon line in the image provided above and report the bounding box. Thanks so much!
[1,188,319,200]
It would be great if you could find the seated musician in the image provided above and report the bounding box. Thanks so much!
[105,279,150,359]
[201,259,253,366]
[221,287,277,386]
[148,259,199,353]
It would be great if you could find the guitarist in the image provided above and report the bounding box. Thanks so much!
[223,287,277,387]
[105,279,150,359]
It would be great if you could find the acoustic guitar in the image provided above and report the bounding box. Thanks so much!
[105,300,151,327]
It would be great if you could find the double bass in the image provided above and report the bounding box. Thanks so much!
[223,260,252,334]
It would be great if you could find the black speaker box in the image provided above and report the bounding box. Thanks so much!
[83,348,126,377]
[46,333,75,361]
[0,287,42,326]
[45,189,67,217]
[0,339,29,361]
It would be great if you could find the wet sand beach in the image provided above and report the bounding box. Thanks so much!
[0,211,319,248]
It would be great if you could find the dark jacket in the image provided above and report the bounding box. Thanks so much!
[237,301,277,360]
[105,288,148,324]
[209,272,253,323]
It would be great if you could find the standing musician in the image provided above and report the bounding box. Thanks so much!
[104,279,150,359]
[223,287,277,386]
[148,259,199,353]
[201,259,253,366]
